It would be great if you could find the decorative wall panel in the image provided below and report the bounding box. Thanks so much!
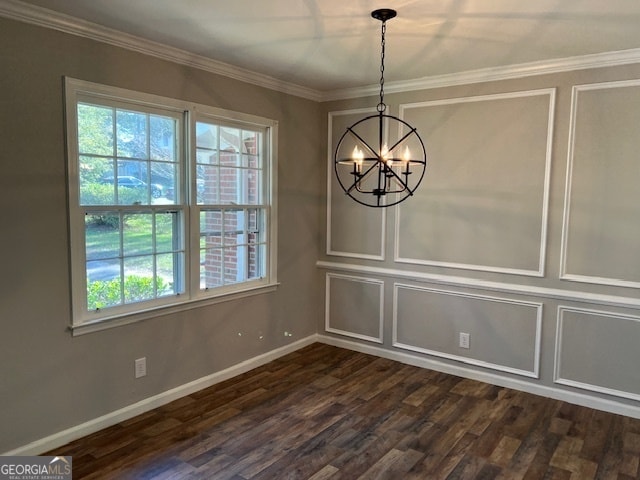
[393,283,542,377]
[396,90,555,276]
[327,109,385,260]
[555,306,640,400]
[561,80,640,287]
[325,273,384,343]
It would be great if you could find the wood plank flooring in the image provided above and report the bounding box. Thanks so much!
[47,343,640,479]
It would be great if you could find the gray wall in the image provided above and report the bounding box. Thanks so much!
[0,17,322,453]
[322,65,640,412]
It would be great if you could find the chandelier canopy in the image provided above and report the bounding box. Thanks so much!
[333,9,427,208]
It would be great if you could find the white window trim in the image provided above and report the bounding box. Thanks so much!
[65,77,278,335]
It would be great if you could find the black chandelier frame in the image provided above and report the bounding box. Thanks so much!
[333,8,427,208]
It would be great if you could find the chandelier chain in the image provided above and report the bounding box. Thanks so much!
[378,20,387,112]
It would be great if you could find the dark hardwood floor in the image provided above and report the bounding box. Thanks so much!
[47,343,640,479]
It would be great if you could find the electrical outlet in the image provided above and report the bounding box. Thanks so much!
[135,357,147,378]
[459,332,470,349]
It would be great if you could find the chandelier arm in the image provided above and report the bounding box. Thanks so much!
[383,165,412,191]
[344,161,381,194]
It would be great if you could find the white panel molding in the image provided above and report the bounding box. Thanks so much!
[395,89,555,278]
[327,108,386,261]
[392,283,542,378]
[325,272,384,344]
[2,335,318,456]
[317,334,640,420]
[316,260,640,309]
[554,306,640,402]
[560,79,640,289]
[0,0,321,101]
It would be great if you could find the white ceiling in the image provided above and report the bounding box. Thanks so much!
[10,0,640,95]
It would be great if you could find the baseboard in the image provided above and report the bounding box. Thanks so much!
[9,332,639,455]
[3,335,319,456]
[316,334,640,420]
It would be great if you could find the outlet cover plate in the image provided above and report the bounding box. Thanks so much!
[135,357,147,378]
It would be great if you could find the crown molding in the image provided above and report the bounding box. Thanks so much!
[322,48,640,101]
[0,0,323,102]
[3,0,640,104]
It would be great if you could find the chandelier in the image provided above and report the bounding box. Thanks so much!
[334,9,427,208]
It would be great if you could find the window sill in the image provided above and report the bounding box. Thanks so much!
[69,282,280,336]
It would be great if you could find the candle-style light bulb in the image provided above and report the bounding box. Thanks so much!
[403,146,411,163]
[381,144,392,166]
[352,146,364,173]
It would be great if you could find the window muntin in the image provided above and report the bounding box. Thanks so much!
[85,210,184,310]
[199,208,266,289]
[66,78,276,329]
[77,102,179,207]
[195,120,268,291]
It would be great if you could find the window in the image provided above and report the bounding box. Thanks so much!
[65,78,277,332]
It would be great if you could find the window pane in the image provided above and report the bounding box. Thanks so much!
[200,207,267,285]
[198,165,220,204]
[123,213,153,256]
[150,115,177,162]
[242,130,261,168]
[117,181,148,205]
[117,159,146,181]
[196,121,219,167]
[156,212,178,253]
[196,148,218,165]
[117,110,147,159]
[201,248,223,288]
[123,257,155,303]
[78,103,113,156]
[219,167,239,204]
[220,149,240,167]
[200,210,225,289]
[149,161,173,203]
[85,213,121,261]
[224,209,245,246]
[86,258,122,310]
[196,122,218,150]
[224,245,246,284]
[161,165,179,203]
[248,243,265,280]
[200,210,223,247]
[220,127,241,166]
[247,169,261,204]
[156,252,180,296]
[80,156,115,205]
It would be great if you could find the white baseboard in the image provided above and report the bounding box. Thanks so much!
[317,334,640,420]
[3,335,318,456]
[8,332,639,455]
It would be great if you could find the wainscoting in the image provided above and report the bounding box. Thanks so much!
[322,69,640,421]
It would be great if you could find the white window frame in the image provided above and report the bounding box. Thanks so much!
[65,78,278,335]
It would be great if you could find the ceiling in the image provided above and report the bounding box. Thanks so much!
[11,0,640,95]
